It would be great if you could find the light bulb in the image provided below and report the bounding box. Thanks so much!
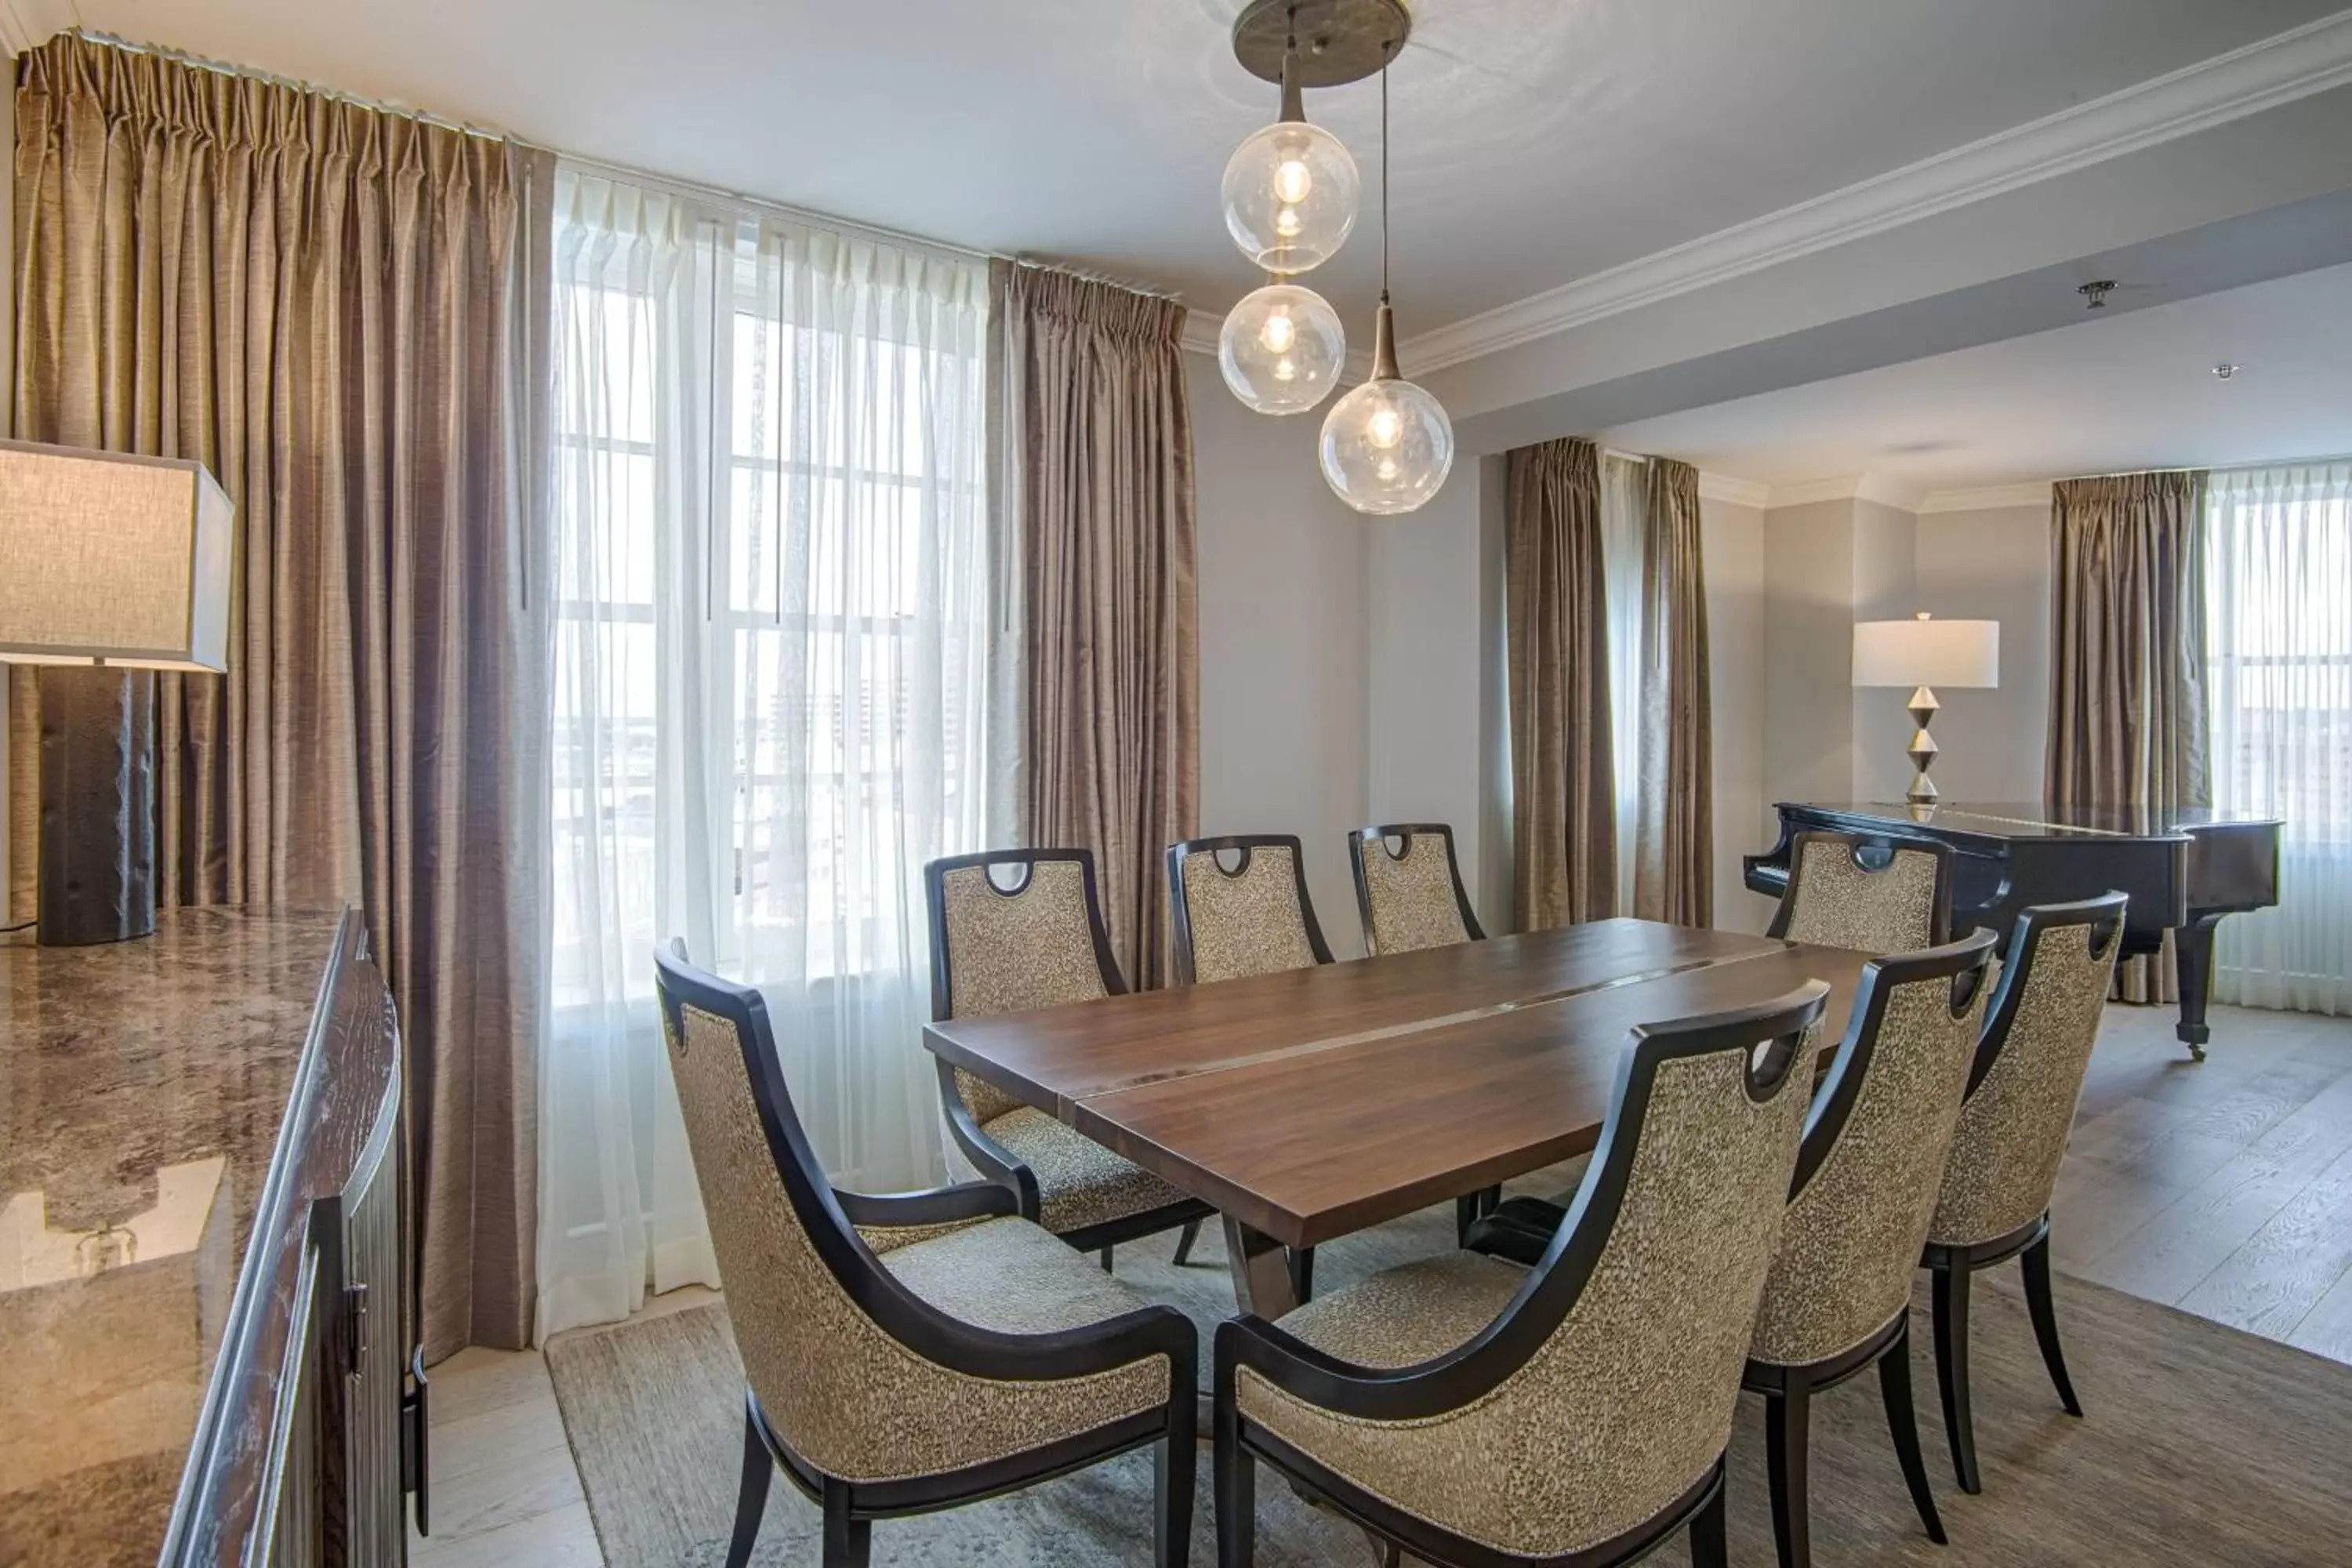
[1218,282,1345,416]
[1320,376,1455,514]
[1221,120,1358,274]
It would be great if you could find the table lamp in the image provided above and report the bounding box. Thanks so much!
[1852,612,1999,810]
[0,439,236,945]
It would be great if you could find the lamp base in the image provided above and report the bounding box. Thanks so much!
[1904,684,1941,809]
[37,664,158,946]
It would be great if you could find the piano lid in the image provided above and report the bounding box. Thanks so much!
[1787,801,2283,840]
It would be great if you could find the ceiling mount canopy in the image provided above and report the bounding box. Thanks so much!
[1231,0,1413,89]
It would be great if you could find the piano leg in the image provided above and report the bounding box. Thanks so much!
[2174,915,2226,1062]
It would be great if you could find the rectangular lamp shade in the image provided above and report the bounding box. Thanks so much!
[1852,615,1998,688]
[0,438,236,673]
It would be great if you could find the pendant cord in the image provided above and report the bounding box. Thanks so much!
[1379,44,1392,303]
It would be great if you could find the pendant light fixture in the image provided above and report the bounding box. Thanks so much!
[1220,6,1361,275]
[1219,276,1348,415]
[1319,50,1454,514]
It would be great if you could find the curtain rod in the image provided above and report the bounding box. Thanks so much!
[67,30,512,143]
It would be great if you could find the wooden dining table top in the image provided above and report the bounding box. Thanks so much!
[923,917,1874,1250]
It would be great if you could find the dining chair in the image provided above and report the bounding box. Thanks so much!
[1347,822,1485,956]
[653,941,1198,1568]
[1742,927,1998,1568]
[1767,829,1955,953]
[1214,982,1831,1568]
[926,849,1213,1272]
[1167,834,1335,985]
[1923,892,2125,1495]
[1165,833,1334,1279]
[1345,822,1500,1244]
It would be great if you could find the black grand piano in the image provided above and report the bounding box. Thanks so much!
[1745,801,2281,1059]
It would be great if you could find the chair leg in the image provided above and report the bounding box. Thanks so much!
[1174,1218,1203,1267]
[1877,1323,1947,1544]
[1687,1472,1730,1568]
[724,1398,772,1568]
[1765,1381,1813,1568]
[821,1477,869,1567]
[1100,1244,1115,1272]
[1932,1262,1981,1495]
[1214,1415,1255,1566]
[1158,1395,1196,1567]
[2021,1232,2084,1417]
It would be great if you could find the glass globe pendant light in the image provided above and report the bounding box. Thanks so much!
[1321,55,1454,514]
[1219,278,1347,414]
[1220,11,1359,275]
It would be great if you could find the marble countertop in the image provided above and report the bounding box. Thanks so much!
[0,907,347,1566]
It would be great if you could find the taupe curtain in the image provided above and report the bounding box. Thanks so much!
[9,34,550,1359]
[1634,457,1713,926]
[991,260,1198,989]
[1505,437,1615,929]
[2046,469,2210,1003]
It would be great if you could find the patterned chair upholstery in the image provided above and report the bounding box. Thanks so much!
[1215,983,1831,1568]
[1923,893,2125,1496]
[1769,830,1955,953]
[1167,835,1334,985]
[652,941,1197,1568]
[1742,927,1998,1568]
[1348,822,1486,956]
[925,850,1211,1263]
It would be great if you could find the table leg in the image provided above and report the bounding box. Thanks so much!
[2175,915,2223,1061]
[1222,1214,1301,1319]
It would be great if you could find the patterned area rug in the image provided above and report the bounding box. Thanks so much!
[546,1196,2352,1565]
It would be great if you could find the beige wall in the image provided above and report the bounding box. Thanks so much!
[1914,503,2052,802]
[1702,495,1769,932]
[1189,355,1374,953]
[1761,498,1860,809]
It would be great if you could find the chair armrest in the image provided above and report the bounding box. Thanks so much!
[1214,1308,1501,1425]
[932,1056,1041,1221]
[835,1180,1019,1231]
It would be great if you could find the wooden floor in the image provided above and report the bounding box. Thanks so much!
[409,1000,2352,1566]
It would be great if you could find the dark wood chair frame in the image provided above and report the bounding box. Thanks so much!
[1921,892,2127,1496]
[652,942,1200,1568]
[1740,926,1998,1568]
[1765,829,1958,947]
[1214,981,1833,1568]
[1345,822,1498,1243]
[923,848,1214,1270]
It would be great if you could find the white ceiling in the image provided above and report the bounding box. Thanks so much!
[1595,260,2352,494]
[51,0,2347,330]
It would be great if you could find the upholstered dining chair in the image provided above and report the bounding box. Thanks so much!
[1347,822,1485,956]
[1923,892,2125,1496]
[1742,927,1998,1568]
[1344,822,1500,1245]
[1167,834,1335,985]
[1768,829,1956,953]
[926,849,1213,1272]
[652,941,1198,1568]
[1214,981,1831,1568]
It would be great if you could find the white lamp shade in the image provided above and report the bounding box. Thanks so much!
[1852,615,1998,689]
[0,439,236,672]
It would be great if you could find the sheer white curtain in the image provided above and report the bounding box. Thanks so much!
[1599,454,1650,918]
[2205,461,2352,1017]
[535,169,992,1340]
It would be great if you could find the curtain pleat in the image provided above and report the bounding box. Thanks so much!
[8,34,546,1359]
[1505,437,1615,929]
[1634,457,1713,926]
[992,260,1197,989]
[2045,469,2210,1003]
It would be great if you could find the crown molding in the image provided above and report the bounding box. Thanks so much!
[1696,471,1772,509]
[1399,10,2352,376]
[1179,309,1225,358]
[1759,473,1930,512]
[1918,481,2055,514]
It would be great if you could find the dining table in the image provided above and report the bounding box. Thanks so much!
[922,916,1875,1321]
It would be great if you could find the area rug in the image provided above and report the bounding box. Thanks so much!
[546,1198,2352,1565]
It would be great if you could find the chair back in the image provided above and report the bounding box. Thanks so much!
[1769,829,1955,953]
[651,941,931,1480]
[1334,985,1827,1555]
[925,848,1124,1123]
[1167,834,1334,984]
[1348,822,1484,956]
[1750,928,1998,1367]
[1930,894,2126,1248]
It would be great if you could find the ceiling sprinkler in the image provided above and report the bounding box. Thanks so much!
[2078,281,2116,310]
